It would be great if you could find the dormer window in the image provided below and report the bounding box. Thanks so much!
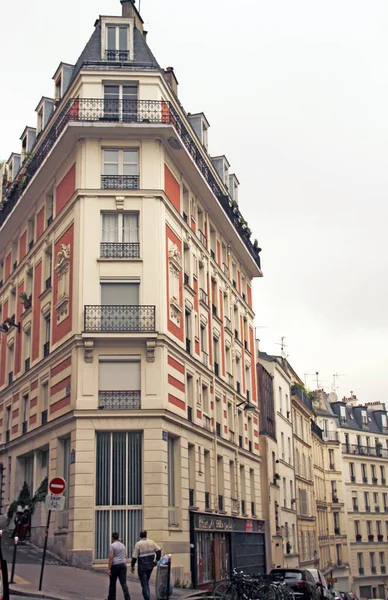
[55,75,62,101]
[188,113,210,150]
[211,155,230,189]
[382,414,387,429]
[101,18,134,62]
[52,64,75,104]
[6,154,21,183]
[35,97,54,134]
[229,174,239,203]
[20,127,36,162]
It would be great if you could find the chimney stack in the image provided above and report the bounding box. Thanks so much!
[120,0,144,32]
[163,67,179,96]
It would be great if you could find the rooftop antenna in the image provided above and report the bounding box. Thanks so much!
[304,372,317,387]
[332,373,346,392]
[275,336,288,358]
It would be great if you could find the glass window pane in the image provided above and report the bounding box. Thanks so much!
[123,86,138,99]
[107,26,116,50]
[122,163,138,176]
[119,26,128,50]
[112,433,126,505]
[128,432,142,505]
[123,214,139,243]
[96,433,111,505]
[99,360,140,391]
[123,150,138,164]
[104,149,119,164]
[100,282,139,305]
[101,214,118,242]
[104,85,120,99]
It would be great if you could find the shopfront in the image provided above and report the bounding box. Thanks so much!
[190,512,266,588]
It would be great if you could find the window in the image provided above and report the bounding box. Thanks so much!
[352,493,358,511]
[383,493,388,509]
[188,444,195,505]
[28,218,35,248]
[281,432,285,460]
[106,24,130,60]
[367,520,372,535]
[365,492,370,509]
[287,437,291,464]
[381,466,386,483]
[379,551,385,567]
[168,436,176,507]
[98,356,141,409]
[95,431,142,559]
[370,552,376,572]
[279,387,282,414]
[102,149,139,189]
[357,552,364,570]
[204,450,211,508]
[350,462,355,480]
[283,477,287,507]
[22,395,28,432]
[101,213,139,258]
[100,281,139,305]
[355,520,360,536]
[46,193,54,225]
[217,455,224,510]
[103,85,137,122]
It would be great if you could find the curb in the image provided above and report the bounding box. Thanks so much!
[10,587,67,600]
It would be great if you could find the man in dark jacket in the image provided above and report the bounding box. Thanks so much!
[131,531,161,600]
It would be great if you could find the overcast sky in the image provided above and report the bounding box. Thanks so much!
[1,0,387,402]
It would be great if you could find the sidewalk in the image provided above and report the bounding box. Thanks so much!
[10,563,197,600]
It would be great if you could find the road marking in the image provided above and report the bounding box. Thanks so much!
[13,574,30,585]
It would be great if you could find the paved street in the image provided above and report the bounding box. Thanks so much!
[1,534,195,600]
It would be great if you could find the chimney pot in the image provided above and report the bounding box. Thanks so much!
[163,67,179,96]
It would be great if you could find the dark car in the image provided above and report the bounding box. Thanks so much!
[270,569,321,600]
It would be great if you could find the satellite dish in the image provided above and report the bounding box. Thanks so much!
[329,392,338,403]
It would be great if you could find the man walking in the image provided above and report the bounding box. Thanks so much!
[131,531,161,600]
[107,532,131,600]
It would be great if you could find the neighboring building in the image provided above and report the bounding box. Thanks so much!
[0,0,264,584]
[314,390,350,587]
[258,353,298,569]
[291,381,317,568]
[331,397,388,599]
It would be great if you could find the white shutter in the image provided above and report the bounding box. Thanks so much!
[99,359,140,391]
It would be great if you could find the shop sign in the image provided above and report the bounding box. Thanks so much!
[195,514,233,531]
[245,519,253,532]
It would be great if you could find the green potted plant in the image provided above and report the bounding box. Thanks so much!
[20,292,32,310]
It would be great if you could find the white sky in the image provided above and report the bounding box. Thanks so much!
[1,0,387,402]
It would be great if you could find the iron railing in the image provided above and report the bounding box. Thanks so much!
[24,358,30,372]
[101,175,139,190]
[105,49,130,61]
[342,444,388,459]
[0,98,262,269]
[100,242,140,259]
[84,305,155,332]
[43,341,50,357]
[98,390,141,410]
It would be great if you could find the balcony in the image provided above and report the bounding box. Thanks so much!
[84,305,155,332]
[323,430,340,442]
[1,101,262,268]
[378,534,384,542]
[101,174,139,190]
[189,488,195,507]
[98,390,141,410]
[22,421,27,435]
[368,534,374,542]
[43,342,50,357]
[343,443,388,459]
[218,495,224,511]
[332,496,339,504]
[100,242,140,259]
[372,477,378,484]
[24,358,30,373]
[41,410,48,426]
[199,288,208,306]
[356,534,362,542]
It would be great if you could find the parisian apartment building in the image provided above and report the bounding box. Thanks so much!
[0,0,264,587]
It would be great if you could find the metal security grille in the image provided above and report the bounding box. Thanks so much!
[95,432,142,560]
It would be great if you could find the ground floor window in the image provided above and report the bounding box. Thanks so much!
[95,431,142,559]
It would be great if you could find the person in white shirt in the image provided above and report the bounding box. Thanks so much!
[107,532,131,600]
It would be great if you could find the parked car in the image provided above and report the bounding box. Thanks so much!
[270,569,320,600]
[306,569,331,600]
[331,590,342,600]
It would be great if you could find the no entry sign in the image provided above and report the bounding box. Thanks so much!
[49,477,66,496]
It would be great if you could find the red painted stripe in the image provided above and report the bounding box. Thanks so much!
[51,356,72,377]
[50,395,71,414]
[196,410,202,419]
[168,393,185,410]
[254,442,259,450]
[168,355,184,374]
[13,394,19,404]
[51,375,70,397]
[12,408,19,419]
[29,414,37,425]
[12,424,18,434]
[30,398,38,408]
[31,380,38,391]
[168,374,185,393]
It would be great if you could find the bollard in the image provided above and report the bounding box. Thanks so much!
[10,536,18,584]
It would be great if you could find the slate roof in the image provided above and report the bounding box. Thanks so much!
[330,401,388,434]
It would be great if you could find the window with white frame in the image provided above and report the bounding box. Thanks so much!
[102,149,139,189]
[103,85,138,122]
[106,24,130,60]
[101,213,139,243]
[98,355,141,409]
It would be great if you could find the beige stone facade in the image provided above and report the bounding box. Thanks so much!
[0,0,264,585]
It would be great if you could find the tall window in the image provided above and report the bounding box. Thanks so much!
[102,149,139,190]
[357,552,364,573]
[103,85,138,122]
[168,436,180,527]
[99,356,141,409]
[106,24,129,60]
[95,431,142,559]
[22,395,28,432]
[101,213,139,258]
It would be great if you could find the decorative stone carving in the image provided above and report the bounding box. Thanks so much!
[55,244,71,324]
[146,339,156,362]
[170,304,181,326]
[115,196,125,211]
[44,235,51,248]
[168,243,182,269]
[84,339,94,363]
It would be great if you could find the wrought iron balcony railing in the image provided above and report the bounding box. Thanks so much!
[342,443,388,459]
[105,49,130,61]
[1,98,262,269]
[43,341,50,357]
[84,305,155,332]
[101,175,139,190]
[41,409,48,426]
[100,242,140,259]
[98,390,141,410]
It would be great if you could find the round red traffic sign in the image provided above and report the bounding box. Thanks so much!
[49,477,66,495]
